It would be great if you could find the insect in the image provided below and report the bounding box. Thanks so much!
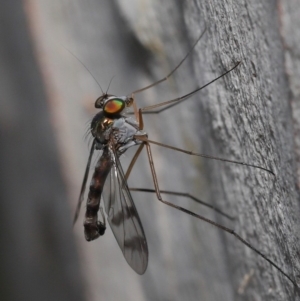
[73,29,297,287]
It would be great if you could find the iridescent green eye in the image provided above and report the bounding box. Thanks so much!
[103,98,125,115]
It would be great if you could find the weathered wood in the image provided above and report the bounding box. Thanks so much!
[25,0,300,300]
[115,1,300,300]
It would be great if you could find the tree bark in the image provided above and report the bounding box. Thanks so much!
[19,0,300,300]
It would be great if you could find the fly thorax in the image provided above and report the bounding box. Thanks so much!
[111,117,146,153]
[91,111,113,149]
[111,117,137,144]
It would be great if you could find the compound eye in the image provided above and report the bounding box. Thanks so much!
[103,98,125,115]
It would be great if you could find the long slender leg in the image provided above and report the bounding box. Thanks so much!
[135,136,274,176]
[129,187,234,220]
[127,62,240,116]
[125,136,233,220]
[130,27,206,95]
[143,141,296,287]
[141,62,240,112]
[132,95,140,125]
[124,143,145,181]
[127,29,207,124]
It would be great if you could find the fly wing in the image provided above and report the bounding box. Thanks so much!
[73,139,96,224]
[103,151,148,274]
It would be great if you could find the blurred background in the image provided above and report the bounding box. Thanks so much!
[1,0,300,301]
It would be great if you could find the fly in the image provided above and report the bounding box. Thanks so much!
[73,29,297,286]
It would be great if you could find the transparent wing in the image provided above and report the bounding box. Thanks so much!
[103,150,148,274]
[73,139,96,224]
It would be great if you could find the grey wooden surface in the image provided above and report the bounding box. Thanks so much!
[10,0,300,300]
